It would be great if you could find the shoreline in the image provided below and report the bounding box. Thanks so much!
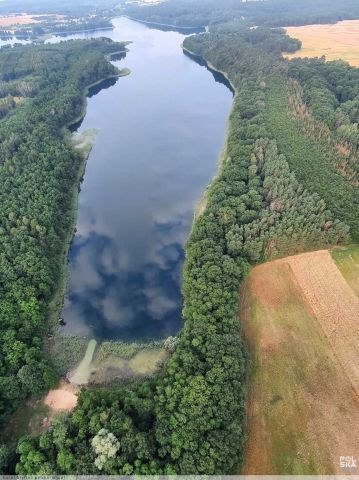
[46,68,131,366]
[182,46,238,220]
[182,45,237,92]
[64,68,130,131]
[50,33,237,380]
[123,14,206,31]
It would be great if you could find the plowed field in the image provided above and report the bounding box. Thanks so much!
[241,249,359,474]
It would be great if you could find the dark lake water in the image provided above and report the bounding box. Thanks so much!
[56,17,233,341]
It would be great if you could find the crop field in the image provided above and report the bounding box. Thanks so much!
[0,14,39,27]
[285,20,359,67]
[240,249,359,474]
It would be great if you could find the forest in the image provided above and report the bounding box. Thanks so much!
[124,0,359,29]
[0,38,126,473]
[10,24,356,475]
[1,0,359,475]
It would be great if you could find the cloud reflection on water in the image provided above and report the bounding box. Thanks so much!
[62,17,233,341]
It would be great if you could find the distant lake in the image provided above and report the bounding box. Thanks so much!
[56,17,233,341]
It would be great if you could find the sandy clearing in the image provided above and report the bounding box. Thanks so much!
[44,381,78,412]
[241,249,359,474]
[286,250,359,395]
[285,20,359,67]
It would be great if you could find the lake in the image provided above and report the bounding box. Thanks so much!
[58,17,233,341]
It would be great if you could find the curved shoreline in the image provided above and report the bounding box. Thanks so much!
[182,45,237,94]
[182,45,238,219]
[65,69,130,132]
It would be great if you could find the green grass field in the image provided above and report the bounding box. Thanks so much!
[331,245,359,296]
[90,347,167,383]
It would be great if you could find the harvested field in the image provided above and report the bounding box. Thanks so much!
[287,250,359,394]
[0,14,40,27]
[285,20,359,67]
[241,249,359,474]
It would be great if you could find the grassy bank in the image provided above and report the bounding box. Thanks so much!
[68,339,98,385]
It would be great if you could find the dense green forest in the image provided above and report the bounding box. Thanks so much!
[1,0,358,475]
[0,38,125,473]
[12,25,356,475]
[266,75,359,239]
[287,58,359,152]
[124,0,359,28]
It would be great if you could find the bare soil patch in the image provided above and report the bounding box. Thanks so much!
[241,249,359,474]
[285,20,359,67]
[44,381,78,413]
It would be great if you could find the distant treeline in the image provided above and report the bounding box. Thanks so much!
[7,16,113,41]
[125,0,359,28]
[12,25,356,476]
[0,0,120,16]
